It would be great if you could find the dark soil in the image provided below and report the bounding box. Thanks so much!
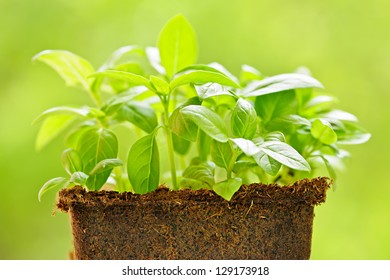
[57,177,330,260]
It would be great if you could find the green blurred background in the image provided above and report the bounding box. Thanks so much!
[0,0,388,259]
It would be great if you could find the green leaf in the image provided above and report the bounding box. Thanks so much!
[91,70,154,91]
[33,106,92,125]
[99,45,144,70]
[38,177,68,202]
[243,73,323,97]
[170,69,240,89]
[240,64,262,85]
[150,75,170,95]
[195,83,234,100]
[266,114,311,133]
[61,148,83,175]
[69,171,89,186]
[172,133,191,155]
[254,90,296,124]
[260,141,311,171]
[180,105,229,142]
[253,150,282,176]
[127,132,160,194]
[33,50,94,92]
[197,129,212,161]
[311,119,337,145]
[264,131,286,142]
[117,101,158,133]
[211,140,235,170]
[302,95,337,116]
[170,103,199,142]
[230,138,260,156]
[35,114,75,151]
[157,14,198,78]
[336,122,371,144]
[231,98,257,139]
[213,178,242,201]
[77,128,118,191]
[89,158,123,175]
[180,160,215,190]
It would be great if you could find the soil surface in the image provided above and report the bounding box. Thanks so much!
[57,177,330,260]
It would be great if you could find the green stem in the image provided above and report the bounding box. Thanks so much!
[162,101,178,190]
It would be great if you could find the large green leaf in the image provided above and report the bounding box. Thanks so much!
[213,178,242,201]
[77,128,118,191]
[127,133,160,194]
[180,105,228,142]
[254,90,296,124]
[117,101,158,133]
[231,98,257,139]
[243,73,323,97]
[33,50,94,92]
[211,140,235,170]
[311,119,337,145]
[170,105,199,142]
[157,14,198,78]
[260,141,311,171]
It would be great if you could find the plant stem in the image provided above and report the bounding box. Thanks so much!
[162,101,178,190]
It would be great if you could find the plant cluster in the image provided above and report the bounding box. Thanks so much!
[34,15,370,201]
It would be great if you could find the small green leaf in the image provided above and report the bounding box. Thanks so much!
[99,45,144,70]
[91,70,154,91]
[69,172,89,186]
[89,158,123,175]
[311,119,337,145]
[118,101,158,133]
[170,106,199,142]
[127,132,160,194]
[211,140,235,170]
[303,95,337,116]
[260,141,311,172]
[230,138,260,156]
[33,50,94,92]
[180,105,228,142]
[35,114,75,151]
[254,90,296,124]
[170,69,240,89]
[231,98,257,139]
[61,148,83,175]
[240,64,262,85]
[150,75,170,95]
[77,128,118,191]
[172,133,191,155]
[243,73,323,97]
[180,160,215,190]
[38,177,67,202]
[213,178,242,201]
[335,121,371,145]
[157,14,198,78]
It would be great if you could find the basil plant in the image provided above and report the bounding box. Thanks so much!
[34,15,370,201]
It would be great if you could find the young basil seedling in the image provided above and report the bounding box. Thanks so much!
[34,14,370,201]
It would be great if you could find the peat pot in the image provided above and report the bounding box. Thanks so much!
[57,177,330,260]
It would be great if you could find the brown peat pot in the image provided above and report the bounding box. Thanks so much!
[57,177,330,260]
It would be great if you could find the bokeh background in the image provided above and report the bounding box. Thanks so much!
[0,0,388,259]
